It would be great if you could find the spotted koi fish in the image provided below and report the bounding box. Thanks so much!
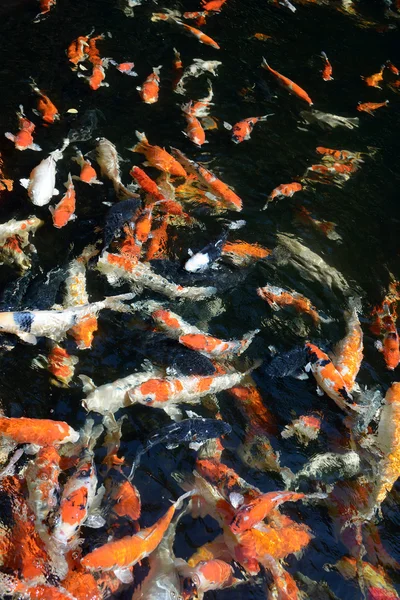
[331,300,363,390]
[5,105,41,152]
[0,416,79,446]
[258,284,322,324]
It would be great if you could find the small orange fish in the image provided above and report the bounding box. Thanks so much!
[320,51,333,81]
[331,301,363,391]
[130,166,167,201]
[4,106,41,151]
[137,66,162,104]
[109,60,137,76]
[266,181,302,206]
[221,240,271,266]
[172,47,184,91]
[34,0,56,20]
[183,108,207,146]
[78,61,109,90]
[67,33,90,69]
[50,173,76,228]
[375,308,400,370]
[253,33,272,41]
[180,559,234,599]
[131,131,187,177]
[357,100,389,115]
[315,146,363,161]
[385,59,400,75]
[110,479,141,521]
[180,23,220,49]
[257,284,321,324]
[47,343,78,386]
[262,58,313,105]
[0,416,79,446]
[30,80,59,124]
[225,114,274,143]
[201,0,227,11]
[134,206,154,246]
[361,65,385,89]
[72,150,102,185]
[230,491,305,534]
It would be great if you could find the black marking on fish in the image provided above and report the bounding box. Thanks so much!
[264,346,308,378]
[13,311,34,332]
[338,386,351,401]
[318,359,331,367]
[103,199,141,250]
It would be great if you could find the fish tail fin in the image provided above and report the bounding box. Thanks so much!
[261,57,270,70]
[259,113,275,121]
[238,329,260,354]
[154,65,163,74]
[132,130,150,153]
[320,51,328,60]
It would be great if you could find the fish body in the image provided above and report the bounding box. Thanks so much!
[183,109,207,146]
[132,132,187,177]
[20,142,68,206]
[67,33,90,69]
[137,66,162,104]
[109,59,137,76]
[182,82,214,118]
[320,51,333,80]
[4,106,41,151]
[72,150,102,185]
[47,343,78,386]
[229,491,305,534]
[0,216,43,247]
[361,66,385,89]
[130,166,167,201]
[30,81,59,123]
[226,114,273,143]
[178,559,234,599]
[300,109,359,130]
[50,173,76,228]
[95,137,138,199]
[265,182,302,207]
[262,59,313,105]
[0,416,78,446]
[175,59,222,95]
[290,451,361,489]
[357,100,389,115]
[180,23,220,48]
[258,284,321,324]
[331,302,363,390]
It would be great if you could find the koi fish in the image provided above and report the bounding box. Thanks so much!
[331,300,363,391]
[145,302,258,358]
[262,59,313,106]
[289,451,361,490]
[72,150,102,185]
[320,51,333,80]
[109,478,141,521]
[130,166,167,201]
[357,100,389,115]
[224,114,274,143]
[265,182,302,207]
[127,364,259,419]
[78,60,109,90]
[177,559,236,599]
[49,173,76,228]
[221,240,271,266]
[229,491,306,534]
[43,343,79,386]
[0,216,43,247]
[281,413,322,445]
[305,342,355,412]
[5,105,41,151]
[0,416,79,446]
[0,153,13,192]
[201,0,227,10]
[182,80,214,118]
[172,47,184,91]
[81,491,193,579]
[294,205,342,241]
[315,146,366,161]
[30,80,59,124]
[174,58,222,95]
[253,33,273,41]
[20,138,69,206]
[137,66,162,104]
[182,106,207,146]
[34,0,56,21]
[184,231,228,271]
[376,311,400,370]
[299,109,359,130]
[0,292,133,345]
[333,556,400,600]
[179,22,220,49]
[257,284,322,324]
[131,131,187,177]
[172,147,243,211]
[95,137,139,199]
[67,32,91,69]
[361,65,385,88]
[0,216,43,273]
[385,59,399,75]
[109,59,138,76]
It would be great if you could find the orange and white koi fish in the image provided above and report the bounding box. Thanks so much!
[385,59,399,75]
[109,59,138,76]
[0,216,43,273]
[34,0,56,21]
[172,47,184,90]
[95,137,138,199]
[30,80,59,124]
[221,240,271,266]
[127,364,258,419]
[320,51,333,81]
[265,181,302,207]
[50,173,76,229]
[67,33,90,70]
[179,22,220,49]
[361,65,385,89]
[294,205,342,241]
[357,100,389,115]
[305,342,355,412]
[78,60,109,90]
[0,292,133,345]
[0,216,43,247]
[85,33,105,65]
[144,301,258,358]
[331,300,363,391]
[262,58,313,106]
[5,105,41,152]
[183,80,214,117]
[0,575,75,600]
[137,66,162,103]
[224,114,274,144]
[109,479,141,521]
[229,491,306,534]
[97,251,216,301]
[178,559,235,599]
[257,284,322,324]
[171,147,242,211]
[281,413,322,445]
[72,150,102,185]
[182,107,207,146]
[20,138,69,206]
[131,131,187,177]
[0,416,79,446]
[315,146,366,161]
[81,492,193,578]
[130,166,167,201]
[46,344,79,387]
[253,32,272,41]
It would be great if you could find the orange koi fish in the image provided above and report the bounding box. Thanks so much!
[86,33,105,65]
[30,80,59,124]
[49,173,76,228]
[178,559,235,599]
[67,33,90,69]
[81,492,192,574]
[385,59,400,75]
[144,218,169,261]
[47,343,78,387]
[72,150,102,185]
[0,153,13,192]
[295,205,341,241]
[131,132,187,177]
[171,147,242,211]
[224,114,274,144]
[34,0,56,21]
[0,416,79,446]
[78,60,109,90]
[182,107,207,146]
[4,106,41,151]
[320,51,333,81]
[376,313,400,370]
[137,66,162,104]
[265,182,302,207]
[221,240,271,266]
[357,100,389,115]
[331,301,363,391]
[146,302,258,358]
[258,284,321,324]
[229,491,305,534]
[201,0,227,11]
[281,413,322,445]
[305,342,355,412]
[172,47,184,91]
[227,384,277,436]
[109,59,137,76]
[253,33,272,41]
[110,479,141,521]
[315,146,365,161]
[130,165,167,201]
[361,65,385,89]
[262,58,313,105]
[180,23,220,49]
[134,205,154,246]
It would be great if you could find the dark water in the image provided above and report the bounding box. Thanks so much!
[1,0,400,598]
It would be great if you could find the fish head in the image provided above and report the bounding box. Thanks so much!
[128,378,171,406]
[182,576,199,600]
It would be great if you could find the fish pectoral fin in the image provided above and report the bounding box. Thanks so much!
[52,188,59,196]
[304,362,312,373]
[20,178,30,189]
[316,386,324,397]
[164,405,183,421]
[188,441,205,451]
[29,143,42,152]
[223,121,232,130]
[295,372,309,380]
[18,332,38,345]
[374,340,383,352]
[79,374,97,392]
[113,568,133,584]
